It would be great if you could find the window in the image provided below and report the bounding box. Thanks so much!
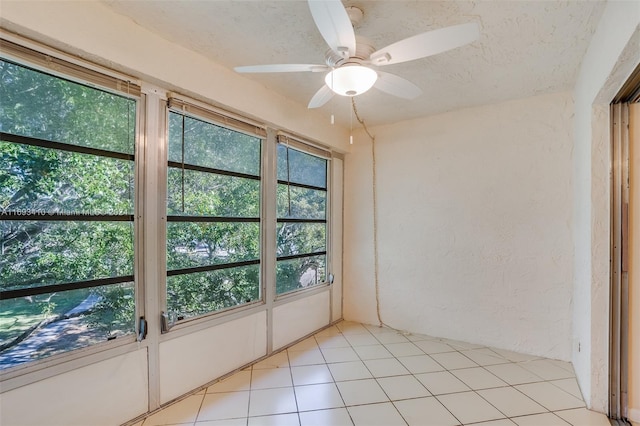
[276,140,328,294]
[165,109,262,322]
[0,59,137,369]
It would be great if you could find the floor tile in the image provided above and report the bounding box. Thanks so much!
[316,335,350,349]
[439,338,485,350]
[437,391,505,424]
[251,367,292,389]
[337,321,368,332]
[374,332,410,344]
[470,420,516,426]
[511,412,569,425]
[394,397,459,426]
[547,359,576,374]
[133,321,590,426]
[490,348,540,363]
[430,352,478,370]
[253,351,289,369]
[377,375,430,401]
[549,378,583,400]
[393,397,460,426]
[485,363,544,385]
[515,382,585,411]
[291,365,333,386]
[248,412,300,426]
[289,337,319,352]
[288,349,326,367]
[415,371,470,395]
[321,347,360,363]
[344,333,380,347]
[397,355,444,374]
[383,342,424,357]
[299,407,354,426]
[328,360,373,381]
[353,344,394,360]
[347,402,407,426]
[460,349,511,366]
[196,419,247,426]
[451,367,508,390]
[336,379,389,406]
[413,340,456,354]
[197,391,250,422]
[553,407,611,426]
[143,394,203,425]
[406,333,438,342]
[519,359,575,381]
[248,387,297,417]
[365,324,396,334]
[364,358,410,378]
[295,382,344,411]
[477,386,546,417]
[314,326,342,337]
[338,323,371,336]
[208,370,252,393]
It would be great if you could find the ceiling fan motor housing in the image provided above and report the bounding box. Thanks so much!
[325,35,376,67]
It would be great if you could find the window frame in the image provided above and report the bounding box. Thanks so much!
[275,135,332,298]
[0,50,145,376]
[163,101,267,328]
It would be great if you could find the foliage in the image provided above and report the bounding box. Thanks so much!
[166,112,262,320]
[0,59,136,360]
[276,146,328,295]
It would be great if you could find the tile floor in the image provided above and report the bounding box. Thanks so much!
[131,321,611,426]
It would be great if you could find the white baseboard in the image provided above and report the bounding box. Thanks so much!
[628,407,640,424]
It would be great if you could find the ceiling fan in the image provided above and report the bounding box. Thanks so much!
[234,0,480,109]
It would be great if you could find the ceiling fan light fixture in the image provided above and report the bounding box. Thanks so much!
[325,65,378,97]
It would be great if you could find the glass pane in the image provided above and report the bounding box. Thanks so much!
[276,255,326,295]
[167,222,259,270]
[277,184,326,220]
[1,140,134,215]
[167,168,259,217]
[277,144,327,189]
[277,222,326,257]
[168,113,261,176]
[167,264,260,320]
[0,282,135,370]
[0,60,135,155]
[0,221,134,292]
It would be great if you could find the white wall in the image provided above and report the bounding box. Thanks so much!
[159,312,267,403]
[273,292,331,350]
[0,349,149,426]
[572,0,640,412]
[344,91,575,361]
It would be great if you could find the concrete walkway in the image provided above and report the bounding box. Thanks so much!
[0,293,102,369]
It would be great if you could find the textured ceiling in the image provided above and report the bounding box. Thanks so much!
[102,0,606,127]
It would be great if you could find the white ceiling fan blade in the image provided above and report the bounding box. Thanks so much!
[308,0,356,57]
[308,85,334,108]
[374,72,422,99]
[370,23,480,66]
[235,64,328,73]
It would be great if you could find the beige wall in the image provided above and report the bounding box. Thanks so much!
[344,91,575,361]
[630,103,640,425]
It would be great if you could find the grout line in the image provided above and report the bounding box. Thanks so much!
[138,322,587,426]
